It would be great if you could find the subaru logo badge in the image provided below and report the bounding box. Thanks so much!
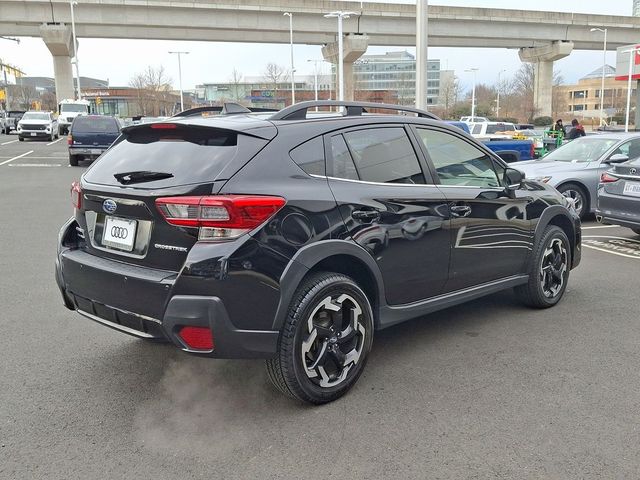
[103,199,117,214]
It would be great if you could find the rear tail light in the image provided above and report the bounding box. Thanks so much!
[600,172,619,183]
[71,181,82,209]
[67,134,73,145]
[178,326,214,350]
[156,195,286,241]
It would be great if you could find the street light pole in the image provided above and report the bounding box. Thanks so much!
[69,0,81,99]
[415,0,429,110]
[496,69,506,119]
[307,59,322,104]
[623,47,640,132]
[169,51,189,112]
[324,11,358,102]
[591,28,608,126]
[283,12,295,104]
[465,68,479,119]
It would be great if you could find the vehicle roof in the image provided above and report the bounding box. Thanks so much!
[579,132,640,140]
[129,112,459,140]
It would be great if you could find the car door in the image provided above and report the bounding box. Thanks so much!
[412,126,534,292]
[325,125,451,306]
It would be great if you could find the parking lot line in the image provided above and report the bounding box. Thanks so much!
[1,139,18,146]
[46,138,64,146]
[0,150,34,166]
[8,164,62,167]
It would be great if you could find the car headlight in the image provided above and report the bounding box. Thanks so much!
[534,176,552,183]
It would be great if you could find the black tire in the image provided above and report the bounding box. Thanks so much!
[266,271,374,404]
[18,136,24,142]
[515,225,571,308]
[557,183,588,219]
[69,155,79,167]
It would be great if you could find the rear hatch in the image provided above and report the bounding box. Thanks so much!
[76,118,276,272]
[70,116,121,148]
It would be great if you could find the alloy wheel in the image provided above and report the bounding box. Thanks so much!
[561,189,584,217]
[539,238,568,298]
[301,293,367,388]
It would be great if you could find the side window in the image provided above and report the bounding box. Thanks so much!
[330,135,359,180]
[472,124,482,135]
[611,139,640,160]
[290,136,325,176]
[416,128,502,188]
[342,127,425,184]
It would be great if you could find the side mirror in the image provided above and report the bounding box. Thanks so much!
[504,168,525,190]
[604,153,629,164]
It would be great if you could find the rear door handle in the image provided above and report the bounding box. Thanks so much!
[352,209,381,222]
[450,205,472,217]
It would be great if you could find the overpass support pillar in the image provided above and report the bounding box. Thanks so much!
[519,41,573,118]
[40,24,76,105]
[322,34,369,101]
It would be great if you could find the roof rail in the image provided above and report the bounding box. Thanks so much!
[269,100,440,121]
[173,103,278,118]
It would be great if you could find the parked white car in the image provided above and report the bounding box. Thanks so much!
[17,111,59,142]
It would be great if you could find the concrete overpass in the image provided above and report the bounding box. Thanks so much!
[3,0,640,114]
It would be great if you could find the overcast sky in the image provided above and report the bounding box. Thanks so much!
[0,0,634,92]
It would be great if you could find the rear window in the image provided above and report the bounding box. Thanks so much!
[72,117,119,133]
[83,126,267,187]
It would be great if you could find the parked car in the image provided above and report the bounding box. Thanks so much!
[68,115,121,166]
[467,121,517,138]
[514,133,640,219]
[17,111,59,142]
[446,121,534,162]
[597,156,640,235]
[56,100,581,404]
[0,111,8,134]
[6,110,26,133]
[58,99,91,135]
[460,116,489,123]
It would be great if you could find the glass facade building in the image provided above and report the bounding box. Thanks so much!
[352,51,445,106]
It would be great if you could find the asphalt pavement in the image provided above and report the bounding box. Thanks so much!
[1,130,640,479]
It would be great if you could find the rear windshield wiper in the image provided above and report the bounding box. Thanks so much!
[113,170,174,185]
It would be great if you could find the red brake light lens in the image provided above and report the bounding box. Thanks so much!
[150,123,178,129]
[178,326,214,350]
[71,181,82,209]
[600,172,619,183]
[67,134,73,145]
[155,195,286,240]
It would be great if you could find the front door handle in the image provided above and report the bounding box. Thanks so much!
[352,209,381,223]
[450,205,472,218]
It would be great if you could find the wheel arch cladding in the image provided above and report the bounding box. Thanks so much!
[272,240,385,331]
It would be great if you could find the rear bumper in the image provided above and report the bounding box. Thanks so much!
[596,190,640,230]
[56,221,279,358]
[69,146,108,157]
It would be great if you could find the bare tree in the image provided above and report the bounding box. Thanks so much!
[439,74,461,119]
[513,63,536,121]
[13,85,37,110]
[263,63,286,107]
[229,68,244,102]
[129,65,174,116]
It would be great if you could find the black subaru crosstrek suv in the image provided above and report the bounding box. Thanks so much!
[56,101,581,404]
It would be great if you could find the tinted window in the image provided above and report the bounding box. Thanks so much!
[343,127,425,184]
[83,126,268,188]
[72,117,119,133]
[472,124,482,135]
[417,128,501,188]
[290,137,325,176]
[330,135,358,180]
[611,138,640,160]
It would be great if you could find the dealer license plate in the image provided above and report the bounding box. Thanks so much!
[623,182,640,198]
[90,149,102,155]
[30,132,36,136]
[102,216,137,251]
